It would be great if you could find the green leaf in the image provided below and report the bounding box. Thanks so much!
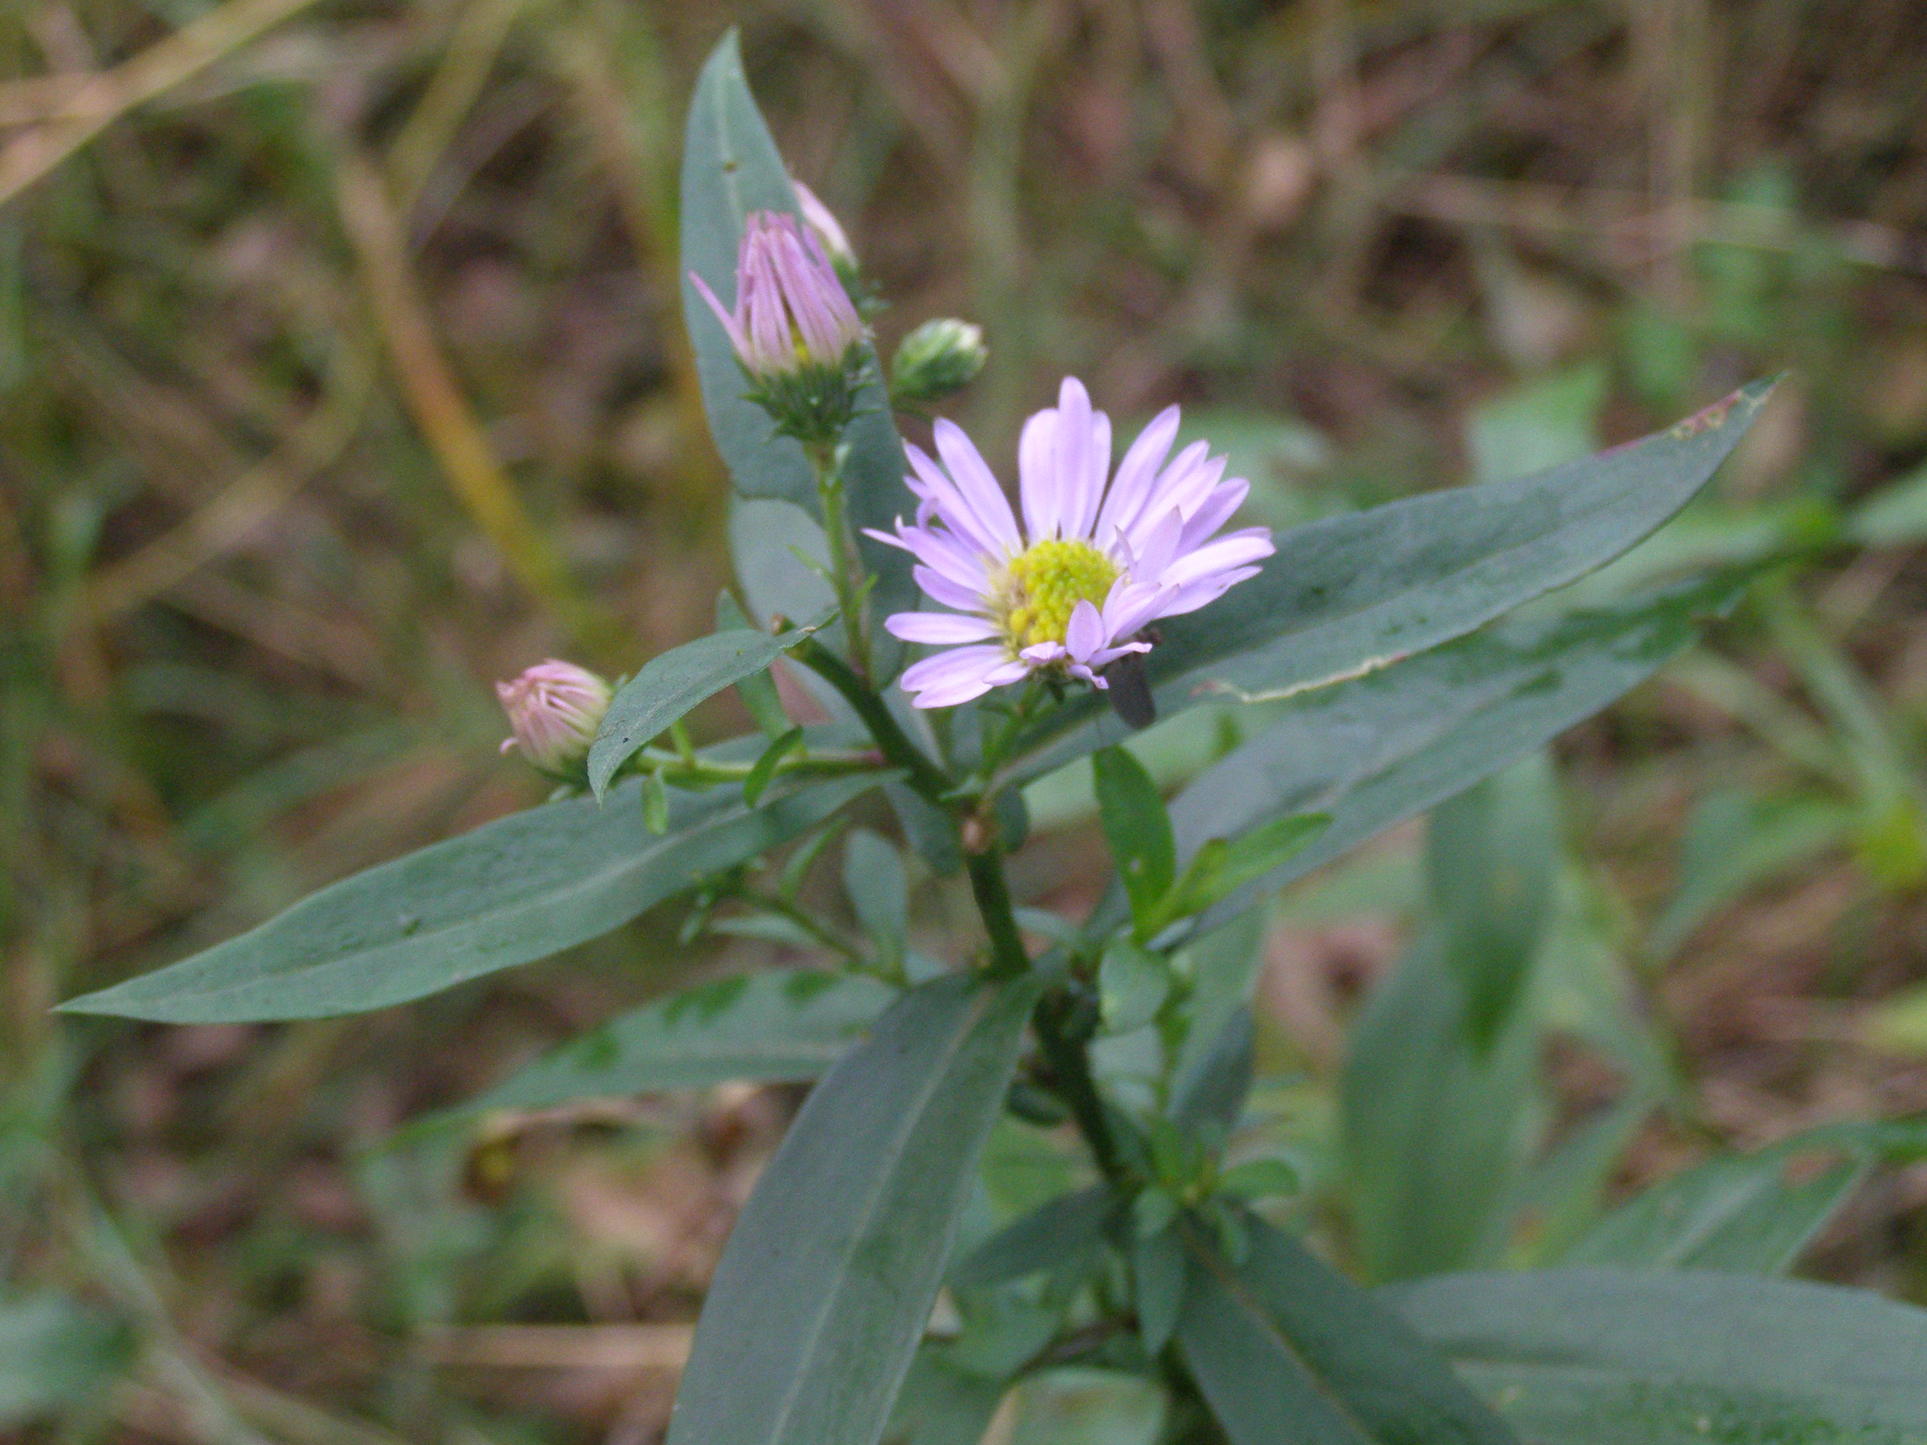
[949,1186,1114,1290]
[885,1351,1008,1445]
[461,971,897,1116]
[1098,939,1169,1035]
[0,1294,131,1428]
[1390,1269,1927,1444]
[1560,1130,1881,1275]
[1093,746,1176,933]
[844,828,909,965]
[680,32,914,670]
[1175,1214,1518,1445]
[1217,1157,1299,1200]
[1132,1228,1186,1355]
[1148,812,1329,934]
[1167,573,1750,935]
[743,725,806,807]
[1651,788,1849,959]
[1168,1006,1254,1138]
[589,622,825,798]
[62,773,879,1022]
[641,770,670,834]
[1006,381,1775,780]
[1426,755,1561,1046]
[665,971,1041,1445]
[720,590,795,737]
[1342,935,1541,1282]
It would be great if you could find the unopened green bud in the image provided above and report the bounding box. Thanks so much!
[890,318,987,405]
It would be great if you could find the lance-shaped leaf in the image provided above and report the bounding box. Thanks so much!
[680,32,914,669]
[1174,1213,1517,1445]
[1555,1121,1927,1275]
[1171,573,1748,934]
[1003,381,1775,781]
[462,971,898,1116]
[1390,1269,1927,1444]
[589,619,828,798]
[1080,575,1744,948]
[665,971,1041,1445]
[61,773,880,1023]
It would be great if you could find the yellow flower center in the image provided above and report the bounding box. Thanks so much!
[998,539,1119,650]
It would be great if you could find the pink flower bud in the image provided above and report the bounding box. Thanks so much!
[689,211,866,382]
[495,660,611,775]
[793,180,855,268]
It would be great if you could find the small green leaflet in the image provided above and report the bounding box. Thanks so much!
[588,618,829,798]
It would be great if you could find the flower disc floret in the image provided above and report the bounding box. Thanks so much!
[867,377,1276,709]
[999,539,1119,650]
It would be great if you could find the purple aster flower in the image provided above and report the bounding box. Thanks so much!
[689,211,865,384]
[866,378,1275,709]
[496,660,611,775]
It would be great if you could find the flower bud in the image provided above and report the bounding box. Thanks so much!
[793,180,854,271]
[889,318,987,405]
[496,660,610,777]
[689,210,870,444]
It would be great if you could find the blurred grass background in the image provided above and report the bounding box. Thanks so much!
[5,0,1927,1439]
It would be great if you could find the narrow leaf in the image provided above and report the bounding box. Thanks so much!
[1342,935,1540,1282]
[665,971,1041,1445]
[1170,573,1749,934]
[1175,1214,1517,1445]
[949,1186,1114,1290]
[1132,1229,1186,1355]
[462,971,897,1116]
[1169,1007,1254,1137]
[589,621,825,797]
[1426,755,1560,1046]
[743,726,805,807]
[844,828,909,964]
[1093,746,1176,932]
[62,773,879,1022]
[1560,1128,1888,1275]
[1007,381,1776,780]
[1099,939,1170,1036]
[1390,1269,1927,1444]
[720,590,794,737]
[1150,812,1329,933]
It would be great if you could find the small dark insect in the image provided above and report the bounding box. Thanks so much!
[1104,644,1157,730]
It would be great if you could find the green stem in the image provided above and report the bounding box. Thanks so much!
[806,439,870,680]
[634,746,881,790]
[965,834,1125,1181]
[791,635,952,802]
[965,845,1030,976]
[1033,991,1124,1180]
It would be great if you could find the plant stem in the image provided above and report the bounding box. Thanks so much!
[790,635,952,801]
[805,439,870,680]
[798,629,1127,1187]
[964,833,1126,1181]
[964,844,1030,976]
[636,745,881,790]
[1033,990,1124,1180]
